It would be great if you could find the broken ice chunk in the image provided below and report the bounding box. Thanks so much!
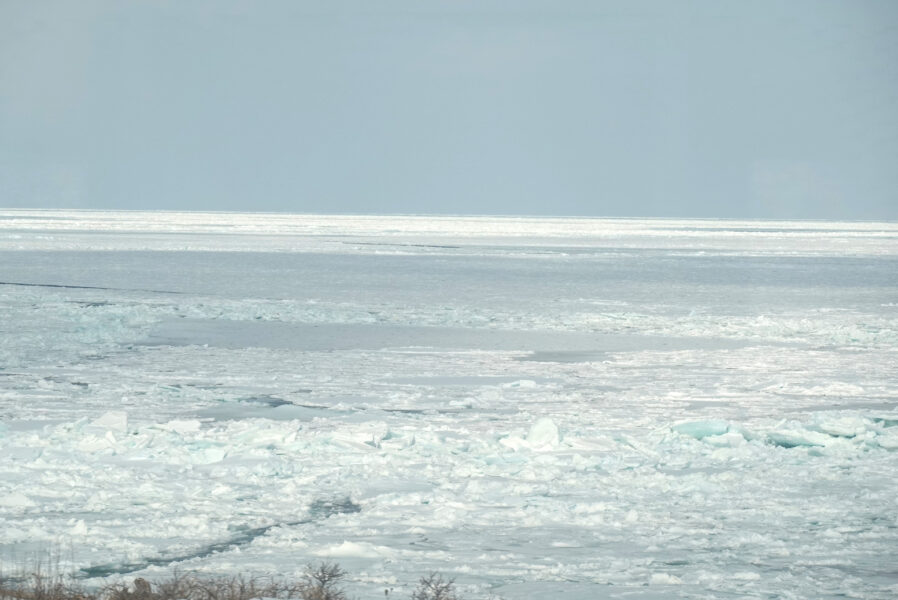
[767,428,829,448]
[813,415,867,438]
[672,420,729,439]
[527,417,559,449]
[88,410,128,433]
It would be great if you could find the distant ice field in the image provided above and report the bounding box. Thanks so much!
[1,211,897,599]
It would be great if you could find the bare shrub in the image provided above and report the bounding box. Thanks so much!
[103,574,303,600]
[410,573,460,600]
[1,565,91,600]
[298,563,346,600]
[0,565,348,600]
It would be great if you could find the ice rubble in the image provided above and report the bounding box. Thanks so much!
[670,414,897,452]
[499,417,560,451]
[3,386,897,600]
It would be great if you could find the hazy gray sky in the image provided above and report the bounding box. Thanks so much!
[1,0,896,219]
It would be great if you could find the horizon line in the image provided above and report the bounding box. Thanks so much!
[2,206,896,225]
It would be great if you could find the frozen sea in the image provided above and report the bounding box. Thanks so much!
[1,210,897,599]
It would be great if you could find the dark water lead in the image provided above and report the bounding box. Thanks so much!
[78,497,361,579]
[0,281,185,295]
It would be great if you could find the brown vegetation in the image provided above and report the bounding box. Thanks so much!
[0,563,461,600]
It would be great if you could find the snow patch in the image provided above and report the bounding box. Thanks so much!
[650,573,683,585]
[0,492,36,509]
[311,541,394,558]
[156,419,202,434]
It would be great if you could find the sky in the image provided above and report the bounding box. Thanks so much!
[1,0,896,219]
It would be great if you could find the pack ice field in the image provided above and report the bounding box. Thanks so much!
[1,210,897,599]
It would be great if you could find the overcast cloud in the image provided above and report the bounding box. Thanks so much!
[1,0,896,219]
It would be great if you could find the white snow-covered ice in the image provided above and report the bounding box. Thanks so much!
[1,210,897,599]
